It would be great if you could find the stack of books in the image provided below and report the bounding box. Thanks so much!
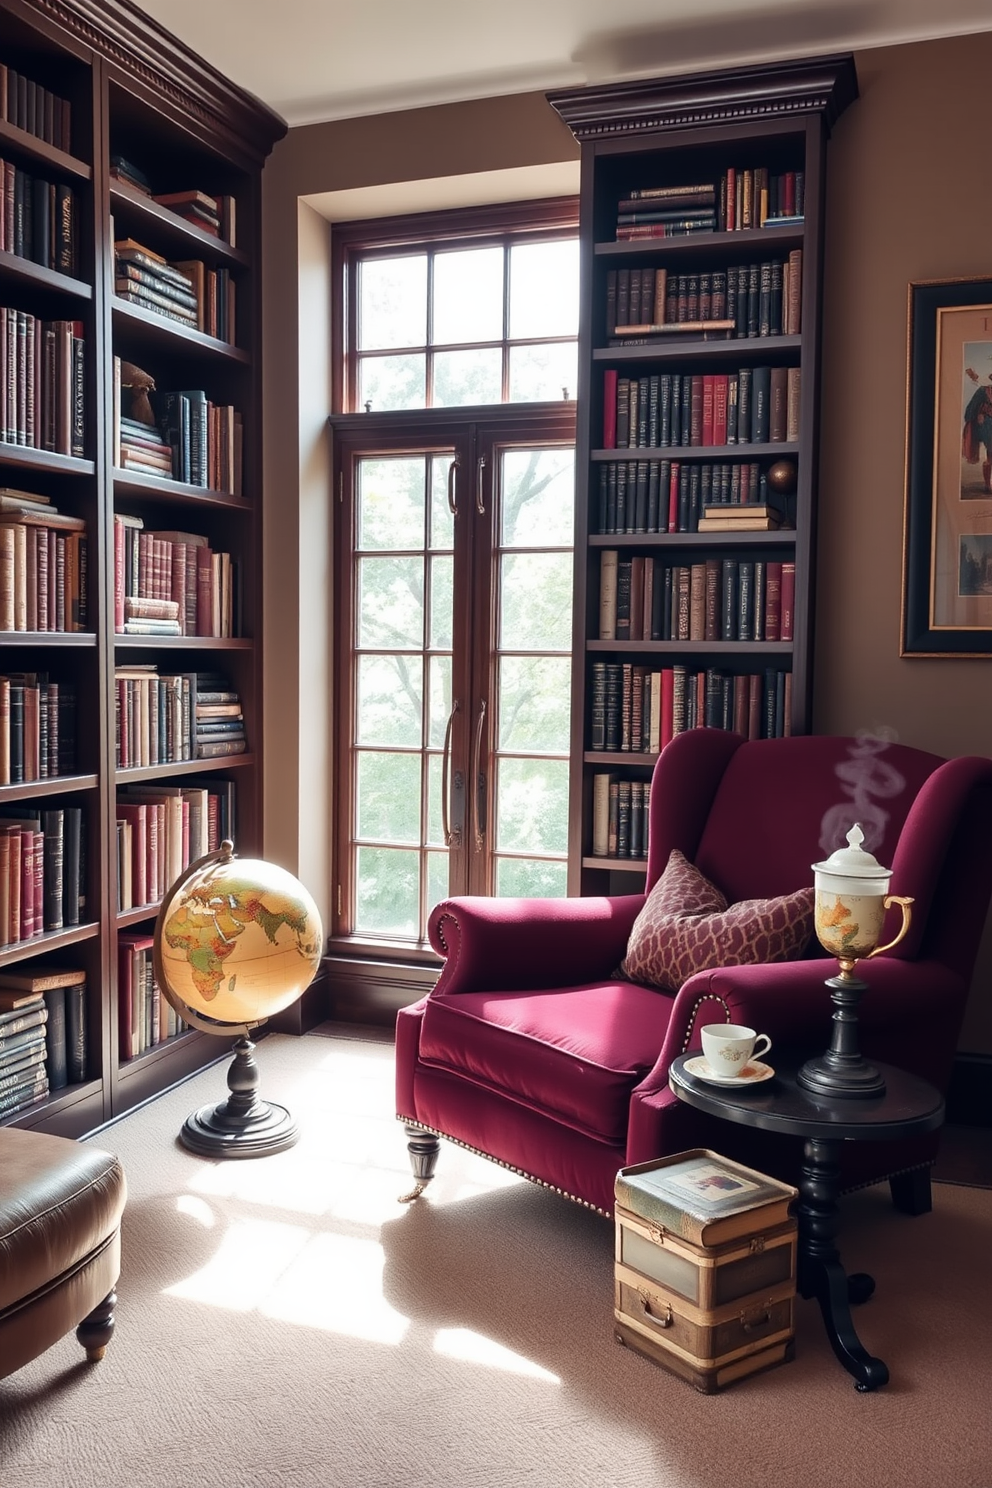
[0,989,49,1116]
[110,154,152,195]
[114,239,198,328]
[0,963,87,1096]
[117,414,174,479]
[152,188,221,235]
[194,672,246,759]
[697,503,785,532]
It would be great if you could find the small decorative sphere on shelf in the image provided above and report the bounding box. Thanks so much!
[766,459,798,495]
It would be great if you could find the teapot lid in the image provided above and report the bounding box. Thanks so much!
[811,823,891,881]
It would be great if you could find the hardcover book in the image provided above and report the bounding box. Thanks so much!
[615,1149,796,1246]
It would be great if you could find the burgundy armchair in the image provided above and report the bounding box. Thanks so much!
[396,730,992,1217]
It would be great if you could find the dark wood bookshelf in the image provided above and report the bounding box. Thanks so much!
[0,0,284,1137]
[110,298,251,361]
[110,179,250,266]
[549,56,857,893]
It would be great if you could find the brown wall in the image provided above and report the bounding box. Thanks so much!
[262,37,992,1049]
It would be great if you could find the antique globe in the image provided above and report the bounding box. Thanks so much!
[153,840,323,1157]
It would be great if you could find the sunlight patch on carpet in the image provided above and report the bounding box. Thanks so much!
[164,1214,312,1310]
[260,1232,410,1344]
[433,1327,561,1383]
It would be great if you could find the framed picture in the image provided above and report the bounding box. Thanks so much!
[903,277,992,657]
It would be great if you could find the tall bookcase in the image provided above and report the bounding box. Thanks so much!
[549,57,857,896]
[0,0,284,1136]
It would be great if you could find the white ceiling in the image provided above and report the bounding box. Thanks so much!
[133,0,992,128]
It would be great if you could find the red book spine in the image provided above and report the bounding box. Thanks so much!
[20,828,34,938]
[764,561,783,642]
[712,375,728,447]
[602,369,618,450]
[781,560,796,642]
[195,546,213,636]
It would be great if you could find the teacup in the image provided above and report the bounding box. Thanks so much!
[700,1024,772,1079]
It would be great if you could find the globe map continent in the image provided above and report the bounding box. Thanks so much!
[163,873,320,1010]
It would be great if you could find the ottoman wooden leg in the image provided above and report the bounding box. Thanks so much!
[76,1289,117,1362]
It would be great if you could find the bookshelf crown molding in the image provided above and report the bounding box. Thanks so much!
[22,0,286,162]
[547,53,858,141]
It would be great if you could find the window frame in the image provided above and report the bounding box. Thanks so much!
[331,197,580,417]
[328,198,580,964]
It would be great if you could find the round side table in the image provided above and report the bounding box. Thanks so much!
[669,1052,944,1391]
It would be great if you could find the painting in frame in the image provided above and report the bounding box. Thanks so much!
[902,276,992,657]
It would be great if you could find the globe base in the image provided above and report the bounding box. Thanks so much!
[178,1033,299,1159]
[179,1098,299,1158]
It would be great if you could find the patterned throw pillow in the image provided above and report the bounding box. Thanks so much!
[621,848,816,991]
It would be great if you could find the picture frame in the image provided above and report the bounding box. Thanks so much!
[902,276,992,657]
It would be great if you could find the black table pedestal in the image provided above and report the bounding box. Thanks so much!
[797,1135,888,1391]
[667,1053,944,1391]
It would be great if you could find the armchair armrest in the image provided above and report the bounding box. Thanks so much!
[428,894,645,996]
[627,953,967,1162]
[633,953,966,1103]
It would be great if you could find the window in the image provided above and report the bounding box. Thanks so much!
[331,201,578,953]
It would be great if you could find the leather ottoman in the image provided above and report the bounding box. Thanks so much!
[0,1128,127,1379]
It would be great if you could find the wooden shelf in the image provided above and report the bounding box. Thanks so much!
[115,753,255,784]
[111,297,250,362]
[0,773,98,801]
[581,856,647,873]
[113,634,253,651]
[588,530,796,547]
[113,469,250,510]
[110,179,250,266]
[0,116,91,180]
[594,221,805,259]
[0,921,99,965]
[593,335,801,365]
[0,248,92,300]
[587,638,793,655]
[0,444,94,476]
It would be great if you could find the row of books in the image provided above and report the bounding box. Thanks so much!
[113,369,243,493]
[596,459,784,535]
[116,778,236,911]
[590,662,793,753]
[113,515,240,637]
[614,170,805,239]
[0,963,88,1099]
[591,775,649,860]
[602,366,801,451]
[0,993,51,1116]
[599,552,796,643]
[0,803,85,946]
[118,932,185,1061]
[606,255,802,341]
[110,157,237,246]
[0,63,71,153]
[0,159,77,274]
[114,238,236,342]
[0,503,87,632]
[0,309,84,455]
[0,675,75,785]
[115,666,246,769]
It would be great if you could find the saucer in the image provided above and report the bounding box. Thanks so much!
[684,1056,775,1087]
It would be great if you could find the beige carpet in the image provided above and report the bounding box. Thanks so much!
[1,1032,990,1488]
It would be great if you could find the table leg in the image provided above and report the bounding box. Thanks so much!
[796,1136,889,1392]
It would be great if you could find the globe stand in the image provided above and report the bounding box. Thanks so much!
[179,1033,299,1158]
[797,968,886,1099]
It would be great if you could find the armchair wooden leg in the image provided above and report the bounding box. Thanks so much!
[76,1288,118,1362]
[889,1168,932,1216]
[399,1123,440,1203]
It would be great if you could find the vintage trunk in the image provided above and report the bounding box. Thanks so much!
[614,1151,798,1392]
